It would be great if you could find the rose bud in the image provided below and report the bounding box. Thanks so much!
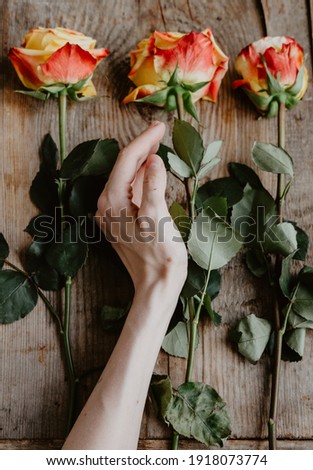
[123,29,229,120]
[9,27,109,98]
[232,36,308,117]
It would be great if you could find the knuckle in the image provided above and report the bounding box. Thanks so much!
[97,189,110,214]
[97,182,120,211]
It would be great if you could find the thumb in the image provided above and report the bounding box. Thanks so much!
[139,154,167,213]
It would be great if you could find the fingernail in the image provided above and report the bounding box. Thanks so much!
[151,120,161,127]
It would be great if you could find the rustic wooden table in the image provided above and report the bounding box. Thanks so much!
[0,0,312,450]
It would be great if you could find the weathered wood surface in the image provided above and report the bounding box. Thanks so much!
[0,0,312,450]
[0,438,312,450]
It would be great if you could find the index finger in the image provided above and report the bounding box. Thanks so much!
[108,121,166,193]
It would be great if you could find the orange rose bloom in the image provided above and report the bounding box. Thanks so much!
[232,36,308,116]
[9,27,109,97]
[123,29,229,106]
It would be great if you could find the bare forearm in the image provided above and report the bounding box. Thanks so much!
[62,280,179,450]
[63,121,187,450]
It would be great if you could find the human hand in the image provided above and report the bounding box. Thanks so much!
[96,121,187,296]
[65,123,187,450]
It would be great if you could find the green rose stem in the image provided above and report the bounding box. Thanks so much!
[58,89,67,221]
[268,101,286,450]
[172,94,209,449]
[172,94,189,450]
[185,241,215,383]
[171,431,180,451]
[58,90,78,435]
[3,256,75,433]
[276,102,285,224]
[172,206,215,452]
[63,275,77,434]
[59,89,67,165]
[175,93,184,120]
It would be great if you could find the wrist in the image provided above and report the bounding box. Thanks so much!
[135,266,185,306]
[129,276,182,332]
[133,253,187,298]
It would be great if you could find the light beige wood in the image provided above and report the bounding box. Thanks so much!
[0,0,312,450]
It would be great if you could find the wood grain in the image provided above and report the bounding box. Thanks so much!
[0,0,313,449]
[0,438,312,450]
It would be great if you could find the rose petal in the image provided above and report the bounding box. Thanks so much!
[231,78,250,89]
[123,84,163,103]
[124,29,229,106]
[39,43,98,85]
[89,48,109,61]
[23,27,97,52]
[79,80,97,97]
[128,55,161,86]
[232,35,308,114]
[263,43,301,85]
[9,47,50,89]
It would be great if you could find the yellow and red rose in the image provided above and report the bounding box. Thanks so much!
[123,29,229,115]
[232,36,308,116]
[9,27,109,97]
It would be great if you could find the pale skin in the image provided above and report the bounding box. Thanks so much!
[62,121,188,450]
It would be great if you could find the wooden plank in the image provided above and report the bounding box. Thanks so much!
[0,438,312,450]
[140,438,313,450]
[309,0,313,73]
[0,0,313,449]
[144,0,273,444]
